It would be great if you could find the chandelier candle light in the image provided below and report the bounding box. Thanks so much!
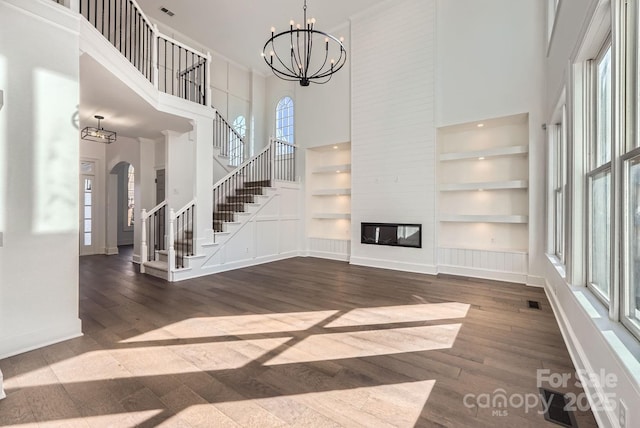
[81,115,116,144]
[262,0,347,86]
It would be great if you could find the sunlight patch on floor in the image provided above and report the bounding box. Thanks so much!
[326,302,470,328]
[166,380,436,428]
[8,410,162,427]
[8,338,291,388]
[120,310,339,343]
[266,324,462,365]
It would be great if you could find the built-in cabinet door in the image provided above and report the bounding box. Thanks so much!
[80,161,96,256]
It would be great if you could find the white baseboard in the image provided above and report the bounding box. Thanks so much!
[543,282,617,428]
[0,318,83,360]
[437,264,527,284]
[306,250,350,262]
[350,256,438,275]
[173,251,303,281]
[526,275,546,288]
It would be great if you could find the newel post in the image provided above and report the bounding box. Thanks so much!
[68,0,79,13]
[140,209,147,273]
[168,208,176,274]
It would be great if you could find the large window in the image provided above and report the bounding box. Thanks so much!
[622,0,640,337]
[548,101,567,263]
[275,96,294,144]
[587,41,613,303]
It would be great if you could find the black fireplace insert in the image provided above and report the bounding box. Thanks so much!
[361,223,422,248]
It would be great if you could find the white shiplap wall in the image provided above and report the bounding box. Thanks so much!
[350,0,437,273]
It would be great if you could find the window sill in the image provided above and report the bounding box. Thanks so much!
[545,253,640,397]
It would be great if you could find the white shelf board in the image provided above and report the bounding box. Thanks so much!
[439,214,528,224]
[312,164,351,174]
[439,180,528,192]
[313,213,351,219]
[312,188,351,196]
[439,145,528,162]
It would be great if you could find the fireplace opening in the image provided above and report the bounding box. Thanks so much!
[361,223,422,248]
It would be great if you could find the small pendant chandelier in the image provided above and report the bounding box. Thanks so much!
[81,115,116,144]
[262,0,347,86]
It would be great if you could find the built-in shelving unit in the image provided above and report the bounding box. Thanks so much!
[306,143,352,260]
[437,113,529,282]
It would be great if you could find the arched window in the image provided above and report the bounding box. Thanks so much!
[230,115,246,166]
[275,96,294,144]
[127,164,135,227]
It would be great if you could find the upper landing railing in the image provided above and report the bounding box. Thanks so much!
[53,0,211,106]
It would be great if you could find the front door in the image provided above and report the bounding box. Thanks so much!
[80,161,96,256]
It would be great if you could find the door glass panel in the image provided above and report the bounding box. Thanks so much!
[82,175,93,248]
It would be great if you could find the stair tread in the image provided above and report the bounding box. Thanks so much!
[144,260,168,271]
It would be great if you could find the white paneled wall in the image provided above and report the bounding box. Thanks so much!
[438,247,528,283]
[350,0,437,273]
[308,238,351,261]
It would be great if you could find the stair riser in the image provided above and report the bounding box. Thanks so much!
[144,265,169,280]
[235,188,264,196]
[227,195,255,203]
[243,180,271,188]
[217,204,245,212]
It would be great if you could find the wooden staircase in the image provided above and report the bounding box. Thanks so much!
[213,180,272,232]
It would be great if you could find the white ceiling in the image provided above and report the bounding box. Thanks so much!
[135,0,389,72]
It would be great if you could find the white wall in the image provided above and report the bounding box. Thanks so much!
[350,0,437,273]
[0,0,82,358]
[296,23,351,149]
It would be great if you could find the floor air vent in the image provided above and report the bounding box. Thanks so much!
[528,300,541,310]
[539,388,578,427]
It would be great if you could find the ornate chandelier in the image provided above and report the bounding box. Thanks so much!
[262,0,347,86]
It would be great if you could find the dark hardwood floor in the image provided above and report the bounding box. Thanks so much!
[0,253,598,427]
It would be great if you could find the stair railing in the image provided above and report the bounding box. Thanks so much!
[212,139,297,240]
[213,111,245,163]
[158,36,209,105]
[77,0,211,106]
[271,138,297,181]
[172,200,196,269]
[140,201,166,271]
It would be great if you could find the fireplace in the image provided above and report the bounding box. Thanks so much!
[361,223,422,248]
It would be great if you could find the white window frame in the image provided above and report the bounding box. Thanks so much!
[275,96,294,144]
[586,38,614,305]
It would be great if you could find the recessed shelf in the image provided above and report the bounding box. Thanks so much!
[312,188,351,196]
[439,214,528,224]
[439,180,528,192]
[313,213,351,219]
[439,145,528,162]
[313,164,351,174]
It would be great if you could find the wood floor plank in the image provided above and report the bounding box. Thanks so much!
[0,253,598,427]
